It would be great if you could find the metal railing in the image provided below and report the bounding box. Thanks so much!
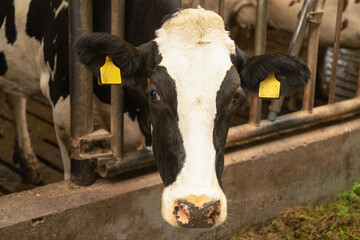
[69,0,360,186]
[227,0,360,148]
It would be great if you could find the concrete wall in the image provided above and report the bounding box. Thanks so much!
[1,118,360,239]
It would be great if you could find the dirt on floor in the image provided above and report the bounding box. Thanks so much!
[232,179,360,240]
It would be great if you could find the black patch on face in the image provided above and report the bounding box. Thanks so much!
[0,0,17,44]
[123,75,153,146]
[0,52,8,75]
[213,66,241,188]
[27,0,69,106]
[148,66,185,186]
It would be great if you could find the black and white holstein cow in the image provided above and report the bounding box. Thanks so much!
[76,7,310,227]
[1,0,309,228]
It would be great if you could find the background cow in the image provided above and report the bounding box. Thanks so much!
[184,0,360,48]
[75,7,309,228]
[0,0,178,184]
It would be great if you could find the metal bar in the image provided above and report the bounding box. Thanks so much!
[268,0,317,121]
[254,0,268,57]
[357,64,360,97]
[69,0,95,186]
[328,0,344,104]
[249,96,262,125]
[227,97,360,147]
[111,0,125,160]
[97,149,154,177]
[302,0,326,112]
[288,0,317,57]
[249,0,268,125]
[218,0,225,19]
[268,97,284,121]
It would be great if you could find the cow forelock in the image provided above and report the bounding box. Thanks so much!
[154,8,236,227]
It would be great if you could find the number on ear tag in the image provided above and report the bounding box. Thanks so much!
[99,56,122,85]
[258,73,280,99]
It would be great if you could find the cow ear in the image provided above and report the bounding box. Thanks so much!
[231,47,310,96]
[75,32,141,77]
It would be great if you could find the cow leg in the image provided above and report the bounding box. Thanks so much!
[6,94,43,184]
[51,96,71,180]
[53,124,71,180]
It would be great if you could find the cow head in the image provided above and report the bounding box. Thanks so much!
[75,8,309,228]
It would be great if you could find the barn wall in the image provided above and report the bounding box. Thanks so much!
[1,117,360,240]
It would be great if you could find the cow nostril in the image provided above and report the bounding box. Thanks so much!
[204,201,219,219]
[173,196,221,228]
[173,201,191,225]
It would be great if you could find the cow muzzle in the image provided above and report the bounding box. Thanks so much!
[173,195,221,228]
[165,195,221,228]
[161,177,227,228]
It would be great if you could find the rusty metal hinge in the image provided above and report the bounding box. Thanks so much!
[307,10,324,25]
[79,129,113,159]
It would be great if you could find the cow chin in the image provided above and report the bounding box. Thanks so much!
[161,181,227,228]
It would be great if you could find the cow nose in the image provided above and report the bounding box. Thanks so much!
[173,195,221,228]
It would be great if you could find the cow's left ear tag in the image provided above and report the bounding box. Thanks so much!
[98,56,121,85]
[258,73,280,99]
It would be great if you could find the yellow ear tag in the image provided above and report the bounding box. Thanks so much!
[258,73,280,99]
[147,78,151,86]
[99,56,121,85]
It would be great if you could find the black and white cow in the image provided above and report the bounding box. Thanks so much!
[0,0,178,184]
[1,0,309,228]
[75,7,310,227]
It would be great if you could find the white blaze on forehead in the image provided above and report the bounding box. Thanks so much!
[155,8,235,226]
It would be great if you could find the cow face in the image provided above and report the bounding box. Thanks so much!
[75,8,309,228]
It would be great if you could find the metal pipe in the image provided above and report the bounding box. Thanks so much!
[302,0,326,113]
[268,0,317,121]
[357,64,360,97]
[97,150,154,177]
[69,0,95,186]
[249,0,268,125]
[288,0,317,57]
[328,0,344,104]
[227,97,360,147]
[218,0,225,19]
[110,0,125,160]
[268,97,284,121]
[254,0,268,56]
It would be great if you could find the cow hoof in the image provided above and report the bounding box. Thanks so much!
[20,169,44,185]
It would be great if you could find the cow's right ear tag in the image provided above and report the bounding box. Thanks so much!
[258,73,280,99]
[99,56,122,85]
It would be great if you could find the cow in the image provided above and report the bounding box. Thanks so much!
[1,0,309,228]
[267,0,360,48]
[218,0,360,48]
[0,0,178,184]
[75,7,310,228]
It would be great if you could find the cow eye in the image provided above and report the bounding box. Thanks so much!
[150,90,160,102]
[232,88,244,104]
[232,93,241,104]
